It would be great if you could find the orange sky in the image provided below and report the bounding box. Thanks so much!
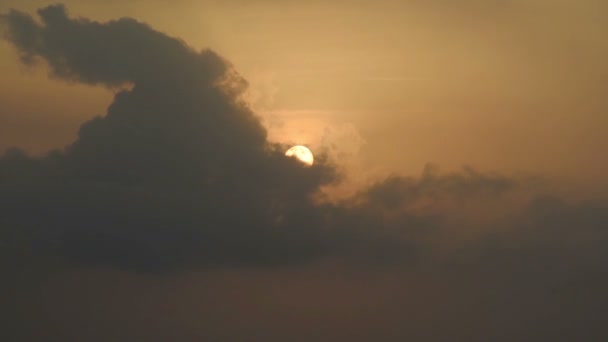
[1,0,607,189]
[3,4,608,341]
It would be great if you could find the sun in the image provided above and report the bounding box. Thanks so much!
[285,145,314,166]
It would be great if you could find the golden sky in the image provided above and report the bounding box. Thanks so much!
[1,0,607,187]
[2,3,608,340]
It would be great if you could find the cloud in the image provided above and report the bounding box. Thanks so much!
[0,4,343,271]
[1,5,608,276]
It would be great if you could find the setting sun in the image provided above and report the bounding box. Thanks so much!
[285,145,314,166]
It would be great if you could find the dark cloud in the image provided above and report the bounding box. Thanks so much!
[1,5,521,273]
[1,3,607,271]
[2,5,608,341]
[0,4,343,271]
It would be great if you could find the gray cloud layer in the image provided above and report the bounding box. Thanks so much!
[1,5,608,341]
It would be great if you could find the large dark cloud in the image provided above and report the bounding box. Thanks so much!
[0,4,343,270]
[0,5,502,274]
[1,4,608,271]
[1,5,479,272]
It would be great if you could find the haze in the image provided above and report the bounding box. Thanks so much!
[1,1,607,341]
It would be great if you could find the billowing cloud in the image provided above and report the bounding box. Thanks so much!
[1,4,608,272]
[0,4,342,270]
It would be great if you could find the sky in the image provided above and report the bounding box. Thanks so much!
[1,1,607,341]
